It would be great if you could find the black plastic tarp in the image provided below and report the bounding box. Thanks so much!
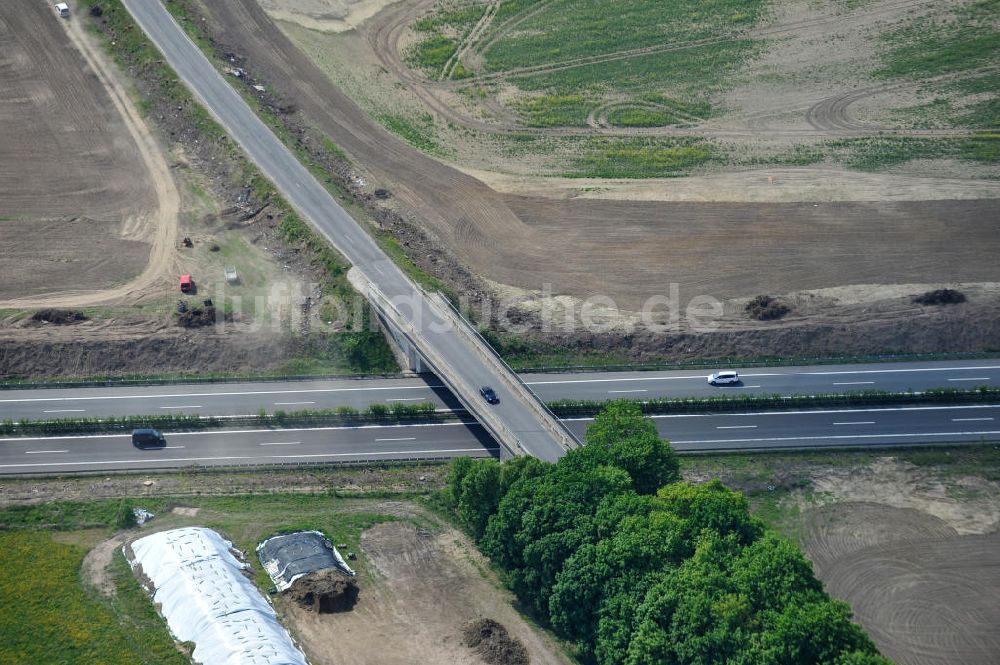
[257,531,355,591]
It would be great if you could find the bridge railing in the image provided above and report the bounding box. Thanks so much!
[431,293,579,453]
[350,269,528,459]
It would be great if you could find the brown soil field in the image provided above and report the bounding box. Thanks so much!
[0,0,179,305]
[804,503,1000,665]
[191,0,1000,349]
[282,521,572,665]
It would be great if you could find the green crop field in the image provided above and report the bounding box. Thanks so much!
[481,0,765,71]
[0,530,186,665]
[388,0,1000,176]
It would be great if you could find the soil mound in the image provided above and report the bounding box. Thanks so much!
[30,309,88,325]
[462,618,529,665]
[177,307,217,328]
[285,568,358,613]
[745,295,791,321]
[913,288,966,306]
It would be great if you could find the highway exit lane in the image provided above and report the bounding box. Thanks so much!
[0,360,997,421]
[2,404,997,474]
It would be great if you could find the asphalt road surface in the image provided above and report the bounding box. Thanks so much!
[2,404,997,474]
[120,0,568,462]
[1,360,997,421]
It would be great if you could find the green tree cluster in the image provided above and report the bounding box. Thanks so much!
[446,402,890,665]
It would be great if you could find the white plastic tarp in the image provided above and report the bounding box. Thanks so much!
[127,527,309,665]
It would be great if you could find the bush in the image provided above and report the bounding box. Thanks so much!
[30,309,88,325]
[913,288,966,305]
[114,500,137,529]
[745,294,791,320]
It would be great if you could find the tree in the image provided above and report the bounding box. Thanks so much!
[574,401,680,494]
[656,480,764,554]
[585,401,657,447]
[457,459,501,540]
[731,533,822,613]
[446,456,476,506]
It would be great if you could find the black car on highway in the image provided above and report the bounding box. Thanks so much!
[480,386,499,404]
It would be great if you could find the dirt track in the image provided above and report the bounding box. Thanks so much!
[804,503,1000,665]
[193,0,1000,318]
[0,0,178,307]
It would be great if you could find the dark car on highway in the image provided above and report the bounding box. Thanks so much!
[480,386,499,404]
[132,428,166,449]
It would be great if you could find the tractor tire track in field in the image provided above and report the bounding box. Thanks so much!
[805,66,1000,132]
[440,0,501,80]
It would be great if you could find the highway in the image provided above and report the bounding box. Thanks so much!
[120,0,570,461]
[2,404,997,474]
[1,360,997,420]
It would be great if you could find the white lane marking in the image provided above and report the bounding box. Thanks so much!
[163,446,185,449]
[274,401,315,406]
[0,448,495,470]
[160,405,201,409]
[671,430,1000,445]
[0,420,479,443]
[25,450,68,454]
[833,381,874,385]
[387,398,424,402]
[376,437,416,442]
[716,425,757,429]
[43,409,86,413]
[0,384,444,404]
[259,441,301,446]
[800,365,1000,376]
[833,421,876,425]
[737,385,762,389]
[952,417,994,422]
[947,377,990,382]
[608,389,648,394]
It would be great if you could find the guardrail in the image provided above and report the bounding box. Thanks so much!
[432,293,579,452]
[350,269,529,458]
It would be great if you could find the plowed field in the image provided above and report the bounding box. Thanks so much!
[0,0,177,305]
[804,503,1000,665]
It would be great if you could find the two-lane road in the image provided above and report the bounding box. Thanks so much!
[3,404,997,474]
[1,360,996,421]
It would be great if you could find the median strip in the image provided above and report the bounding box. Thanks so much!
[1,388,997,438]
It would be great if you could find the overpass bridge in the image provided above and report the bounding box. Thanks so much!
[122,0,576,462]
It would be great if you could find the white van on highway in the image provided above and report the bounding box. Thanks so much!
[707,370,740,385]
